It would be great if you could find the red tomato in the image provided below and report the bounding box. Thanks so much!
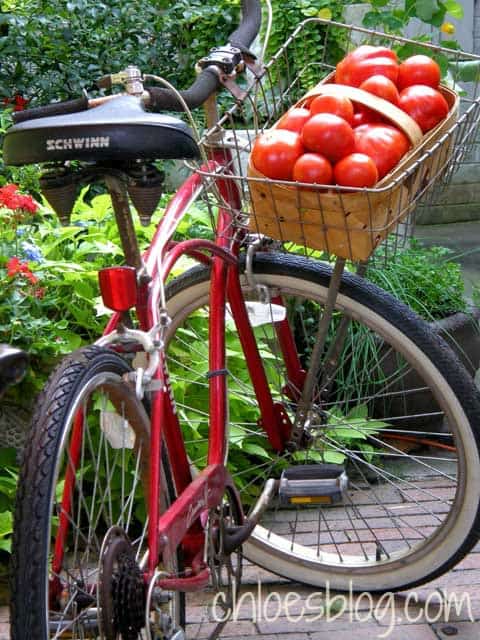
[359,75,400,106]
[346,56,399,88]
[302,114,355,163]
[277,107,311,133]
[398,55,441,91]
[293,153,333,185]
[336,46,398,85]
[398,85,449,133]
[334,153,379,188]
[251,130,304,180]
[352,106,383,127]
[309,94,354,124]
[354,124,410,178]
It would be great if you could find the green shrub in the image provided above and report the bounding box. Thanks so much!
[0,0,242,105]
[367,240,467,320]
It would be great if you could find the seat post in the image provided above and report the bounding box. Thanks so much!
[105,174,143,270]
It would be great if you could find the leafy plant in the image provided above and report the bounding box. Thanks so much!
[367,240,467,320]
[362,0,464,39]
[0,0,242,106]
[0,448,17,553]
[0,108,41,193]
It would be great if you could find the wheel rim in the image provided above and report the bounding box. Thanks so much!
[165,265,480,587]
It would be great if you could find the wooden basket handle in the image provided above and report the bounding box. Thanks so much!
[304,83,423,147]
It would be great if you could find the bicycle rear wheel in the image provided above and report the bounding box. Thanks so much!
[165,252,480,592]
[10,346,184,639]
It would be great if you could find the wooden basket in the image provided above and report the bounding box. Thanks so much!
[247,80,459,261]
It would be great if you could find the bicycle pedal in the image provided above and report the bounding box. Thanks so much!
[278,464,348,506]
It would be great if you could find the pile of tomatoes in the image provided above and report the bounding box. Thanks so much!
[250,46,450,189]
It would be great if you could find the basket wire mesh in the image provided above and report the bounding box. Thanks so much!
[189,18,480,263]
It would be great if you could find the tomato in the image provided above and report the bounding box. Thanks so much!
[398,55,441,91]
[251,130,304,180]
[293,153,333,185]
[352,106,383,127]
[334,153,379,188]
[398,85,449,133]
[359,75,400,106]
[354,124,410,178]
[336,46,398,85]
[309,94,354,124]
[301,114,355,163]
[345,56,399,88]
[277,107,311,133]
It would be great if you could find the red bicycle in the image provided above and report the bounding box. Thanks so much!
[5,2,480,638]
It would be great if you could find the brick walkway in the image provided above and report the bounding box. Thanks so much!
[3,547,480,639]
[2,478,480,639]
[182,547,480,639]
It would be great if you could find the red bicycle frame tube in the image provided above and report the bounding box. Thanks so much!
[97,158,304,581]
[52,410,84,575]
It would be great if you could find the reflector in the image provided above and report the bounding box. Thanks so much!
[98,266,137,312]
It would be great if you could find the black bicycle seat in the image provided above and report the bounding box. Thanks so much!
[3,95,200,165]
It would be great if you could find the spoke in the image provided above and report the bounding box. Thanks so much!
[321,433,453,522]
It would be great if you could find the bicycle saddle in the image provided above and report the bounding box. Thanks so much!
[3,95,200,165]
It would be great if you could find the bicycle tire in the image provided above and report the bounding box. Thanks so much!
[10,345,185,639]
[164,251,480,593]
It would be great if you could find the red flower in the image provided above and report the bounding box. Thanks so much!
[2,94,28,112]
[13,95,29,112]
[6,256,23,277]
[6,256,39,284]
[0,184,37,214]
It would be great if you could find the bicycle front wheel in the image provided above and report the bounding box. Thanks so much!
[165,252,480,592]
[11,346,184,640]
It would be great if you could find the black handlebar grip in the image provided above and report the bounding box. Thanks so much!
[12,95,89,124]
[229,0,262,52]
[148,68,221,112]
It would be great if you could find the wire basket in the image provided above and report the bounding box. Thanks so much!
[192,18,480,263]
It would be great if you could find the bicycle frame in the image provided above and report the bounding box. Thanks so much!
[52,151,305,591]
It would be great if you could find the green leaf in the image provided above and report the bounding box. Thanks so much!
[362,10,382,29]
[0,510,12,537]
[347,404,368,419]
[241,443,271,459]
[0,538,11,552]
[444,0,463,18]
[415,0,439,21]
[327,427,368,440]
[323,451,346,464]
[450,60,480,82]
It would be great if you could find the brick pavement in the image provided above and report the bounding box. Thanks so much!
[2,509,480,638]
[3,552,480,639]
[1,465,479,639]
[179,546,480,639]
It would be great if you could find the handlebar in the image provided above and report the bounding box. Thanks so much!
[229,0,262,53]
[12,94,89,124]
[12,0,262,123]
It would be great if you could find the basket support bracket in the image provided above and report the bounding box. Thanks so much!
[289,258,346,449]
